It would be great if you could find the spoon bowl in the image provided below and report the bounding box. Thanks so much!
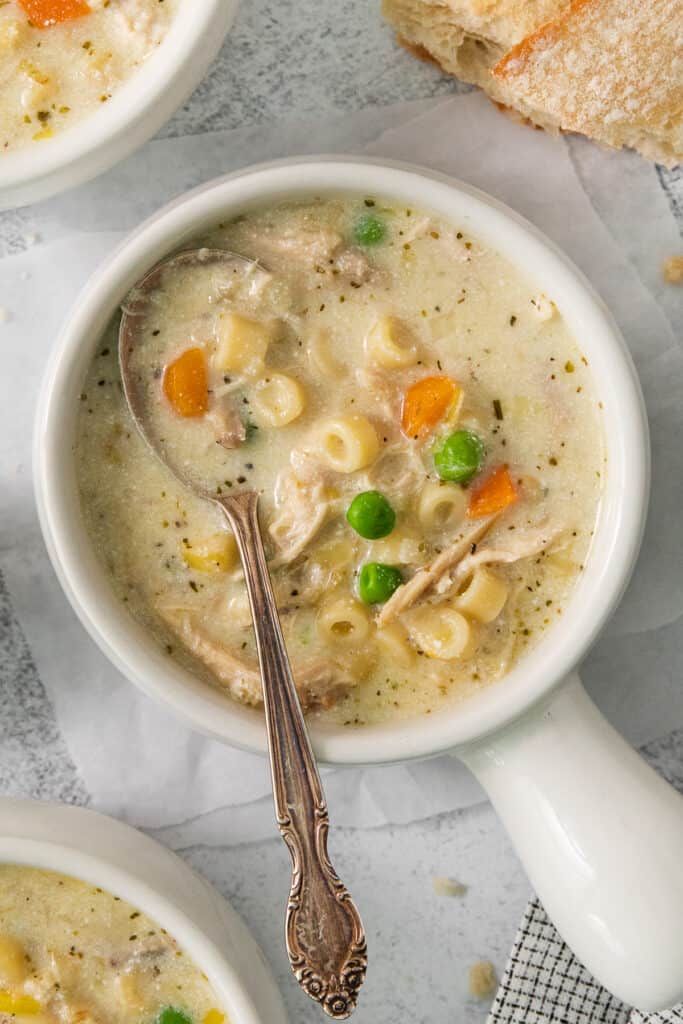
[119,247,267,498]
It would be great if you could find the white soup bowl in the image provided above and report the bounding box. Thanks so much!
[34,158,683,1010]
[0,797,287,1024]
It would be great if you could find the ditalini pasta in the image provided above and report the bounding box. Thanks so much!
[417,480,467,531]
[0,866,227,1024]
[364,315,418,368]
[76,196,604,726]
[455,566,509,624]
[0,0,177,153]
[250,373,306,428]
[317,416,380,474]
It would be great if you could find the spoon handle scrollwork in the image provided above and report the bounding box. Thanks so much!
[219,491,367,1019]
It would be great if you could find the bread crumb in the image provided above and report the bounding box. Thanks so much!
[432,876,467,898]
[663,256,683,284]
[468,960,497,999]
[23,232,40,246]
[0,307,9,323]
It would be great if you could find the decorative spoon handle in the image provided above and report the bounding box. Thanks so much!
[218,490,367,1020]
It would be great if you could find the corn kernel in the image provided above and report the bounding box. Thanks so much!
[203,1010,225,1024]
[182,532,237,574]
[0,991,41,1015]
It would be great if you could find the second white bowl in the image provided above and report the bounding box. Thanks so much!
[0,797,287,1024]
[0,0,238,209]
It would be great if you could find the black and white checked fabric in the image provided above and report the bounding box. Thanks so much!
[489,897,683,1024]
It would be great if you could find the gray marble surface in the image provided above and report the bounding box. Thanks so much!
[0,2,681,1023]
[162,0,458,138]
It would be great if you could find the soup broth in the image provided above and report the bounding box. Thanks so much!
[76,195,604,726]
[0,866,226,1024]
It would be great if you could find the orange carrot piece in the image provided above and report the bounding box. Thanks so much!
[163,347,209,418]
[19,0,91,27]
[401,376,460,440]
[467,465,518,518]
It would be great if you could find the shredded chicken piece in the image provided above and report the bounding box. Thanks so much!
[213,259,272,301]
[488,580,525,679]
[206,398,246,449]
[334,246,372,282]
[354,368,401,422]
[446,525,565,591]
[275,560,330,607]
[158,608,352,711]
[488,628,517,681]
[213,591,252,628]
[109,934,177,970]
[240,223,372,282]
[269,467,330,565]
[365,442,425,497]
[242,224,342,266]
[297,659,356,710]
[376,515,499,626]
[158,606,263,706]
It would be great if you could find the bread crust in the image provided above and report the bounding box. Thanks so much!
[493,0,591,74]
[383,0,683,166]
[383,0,567,130]
[493,0,682,165]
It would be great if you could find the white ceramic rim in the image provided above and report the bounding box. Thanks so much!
[34,156,650,765]
[0,0,236,204]
[0,813,271,1024]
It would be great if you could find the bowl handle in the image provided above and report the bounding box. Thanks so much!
[459,672,683,1010]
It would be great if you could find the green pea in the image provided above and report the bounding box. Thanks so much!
[359,562,403,604]
[346,490,396,539]
[433,430,485,484]
[353,214,386,246]
[157,1010,192,1024]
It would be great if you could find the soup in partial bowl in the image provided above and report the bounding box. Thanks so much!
[0,865,226,1024]
[0,0,177,153]
[75,193,604,730]
[0,0,236,207]
[0,798,287,1024]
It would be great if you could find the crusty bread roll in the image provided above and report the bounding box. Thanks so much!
[382,0,682,166]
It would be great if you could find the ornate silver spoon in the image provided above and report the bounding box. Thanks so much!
[119,249,367,1018]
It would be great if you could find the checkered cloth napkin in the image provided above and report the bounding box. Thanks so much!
[489,898,683,1024]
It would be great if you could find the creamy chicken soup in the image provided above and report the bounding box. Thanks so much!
[76,196,604,726]
[0,0,177,153]
[0,866,226,1024]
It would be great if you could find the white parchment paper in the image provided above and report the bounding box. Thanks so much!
[1,92,681,846]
